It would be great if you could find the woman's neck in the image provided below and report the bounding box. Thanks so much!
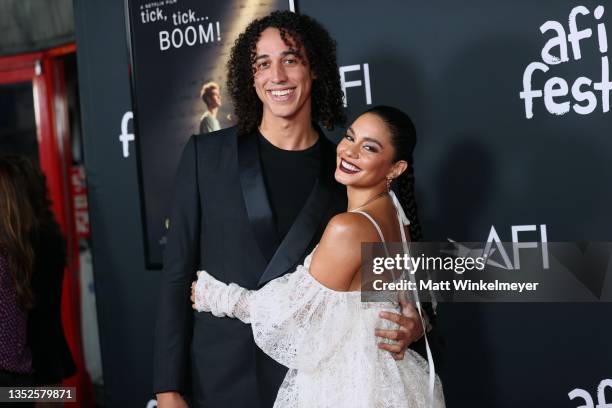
[347,185,388,212]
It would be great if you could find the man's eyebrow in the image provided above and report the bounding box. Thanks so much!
[254,50,301,62]
[281,50,300,57]
[253,54,269,62]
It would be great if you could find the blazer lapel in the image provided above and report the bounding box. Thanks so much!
[238,133,280,261]
[257,134,339,286]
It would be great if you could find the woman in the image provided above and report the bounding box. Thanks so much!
[0,158,36,389]
[6,155,76,385]
[192,106,445,407]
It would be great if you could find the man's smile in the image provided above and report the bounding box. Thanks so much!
[267,88,296,102]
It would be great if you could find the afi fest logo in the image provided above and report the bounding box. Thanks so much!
[340,63,372,107]
[520,5,611,118]
[449,224,549,270]
[119,111,134,158]
[569,378,612,408]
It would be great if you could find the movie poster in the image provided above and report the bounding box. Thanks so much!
[127,0,291,268]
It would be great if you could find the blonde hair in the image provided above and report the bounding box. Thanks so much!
[200,81,220,105]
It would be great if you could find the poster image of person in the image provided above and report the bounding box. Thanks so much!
[198,81,221,133]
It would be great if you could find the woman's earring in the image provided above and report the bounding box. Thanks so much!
[386,177,392,192]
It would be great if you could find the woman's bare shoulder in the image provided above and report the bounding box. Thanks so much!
[308,212,381,291]
[323,212,380,242]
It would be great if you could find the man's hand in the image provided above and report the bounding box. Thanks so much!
[156,391,188,408]
[190,281,197,310]
[375,300,424,360]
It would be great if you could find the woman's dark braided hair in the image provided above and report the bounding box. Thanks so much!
[364,108,436,323]
[364,106,423,242]
[227,11,346,135]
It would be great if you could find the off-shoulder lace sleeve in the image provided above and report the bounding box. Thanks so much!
[193,263,357,370]
[193,270,253,322]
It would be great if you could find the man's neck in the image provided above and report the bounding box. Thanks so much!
[259,112,318,151]
[208,106,219,117]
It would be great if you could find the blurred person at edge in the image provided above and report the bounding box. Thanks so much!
[0,157,36,397]
[0,156,75,390]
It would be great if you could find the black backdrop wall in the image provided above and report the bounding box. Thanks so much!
[74,0,612,406]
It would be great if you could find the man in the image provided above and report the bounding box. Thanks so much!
[154,11,426,408]
[198,82,221,134]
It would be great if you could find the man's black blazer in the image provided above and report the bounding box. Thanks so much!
[153,126,347,407]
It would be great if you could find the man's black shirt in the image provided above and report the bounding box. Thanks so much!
[257,132,322,246]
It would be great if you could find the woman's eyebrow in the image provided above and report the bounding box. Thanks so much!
[347,127,384,149]
[362,137,384,148]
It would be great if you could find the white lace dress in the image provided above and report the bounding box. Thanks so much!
[193,194,445,407]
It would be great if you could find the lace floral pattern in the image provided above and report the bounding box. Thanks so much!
[194,251,445,407]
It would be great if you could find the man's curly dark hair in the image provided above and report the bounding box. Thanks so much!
[227,11,346,135]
